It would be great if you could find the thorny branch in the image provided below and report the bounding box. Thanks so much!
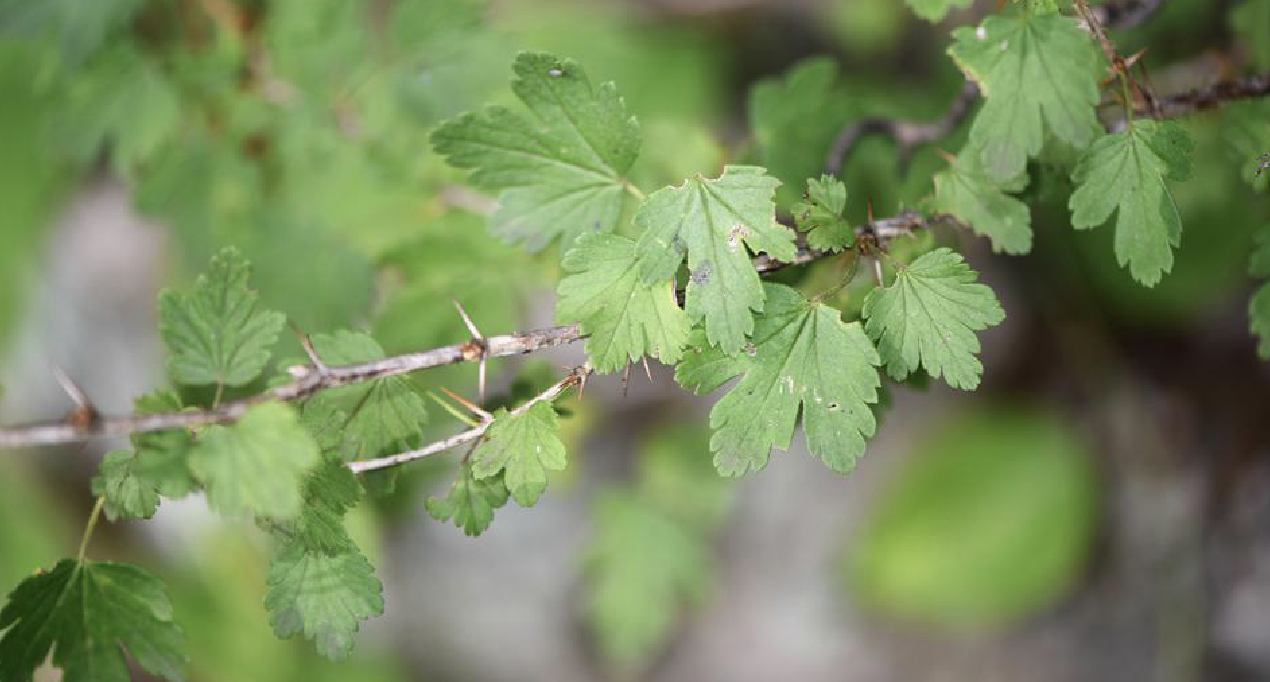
[346,365,589,474]
[0,216,928,451]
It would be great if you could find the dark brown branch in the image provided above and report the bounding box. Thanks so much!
[1147,73,1270,119]
[1084,0,1167,30]
[0,214,932,450]
[825,82,978,175]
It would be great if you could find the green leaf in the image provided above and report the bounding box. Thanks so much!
[92,450,160,521]
[848,409,1096,628]
[0,559,186,682]
[634,165,796,354]
[261,451,382,660]
[905,0,973,22]
[271,459,364,555]
[931,154,1033,255]
[305,330,429,458]
[862,248,1005,390]
[1231,0,1270,71]
[1223,99,1270,192]
[47,44,180,173]
[0,0,144,65]
[674,329,741,396]
[431,51,641,251]
[1069,120,1195,286]
[792,175,854,252]
[158,247,286,388]
[127,392,198,499]
[584,490,709,675]
[425,465,510,536]
[748,57,852,207]
[949,10,1102,180]
[188,402,321,520]
[557,233,690,374]
[1250,227,1270,359]
[264,539,383,661]
[697,284,882,476]
[470,401,567,507]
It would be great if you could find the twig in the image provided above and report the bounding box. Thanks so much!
[827,0,1172,173]
[0,211,933,450]
[1081,0,1168,31]
[826,82,978,175]
[1145,72,1270,119]
[347,365,588,474]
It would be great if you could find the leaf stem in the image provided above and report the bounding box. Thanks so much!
[77,496,106,561]
[623,181,647,203]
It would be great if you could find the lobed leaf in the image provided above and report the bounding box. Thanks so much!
[792,175,854,252]
[0,559,186,682]
[426,465,510,537]
[188,402,320,520]
[432,52,641,251]
[931,153,1033,255]
[470,401,567,507]
[158,247,286,388]
[862,248,1005,390]
[557,233,690,373]
[949,9,1102,181]
[696,284,882,476]
[1068,120,1194,286]
[634,165,795,354]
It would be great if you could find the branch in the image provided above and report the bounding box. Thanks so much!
[826,0,1170,173]
[347,365,589,474]
[0,214,932,450]
[1083,0,1167,31]
[825,82,978,175]
[1146,72,1270,119]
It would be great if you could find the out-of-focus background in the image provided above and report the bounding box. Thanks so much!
[1,0,1269,680]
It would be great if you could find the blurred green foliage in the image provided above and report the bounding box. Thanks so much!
[847,408,1099,629]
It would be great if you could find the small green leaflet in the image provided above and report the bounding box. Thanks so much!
[0,559,185,682]
[905,0,973,22]
[92,450,160,521]
[189,402,320,519]
[1069,120,1195,286]
[557,233,690,374]
[792,175,854,252]
[680,283,882,476]
[158,246,286,388]
[634,165,796,354]
[426,465,510,536]
[431,52,641,251]
[305,330,429,458]
[584,490,708,675]
[862,248,1005,390]
[949,9,1102,181]
[931,153,1033,255]
[470,401,566,506]
[1249,227,1270,359]
[265,539,383,661]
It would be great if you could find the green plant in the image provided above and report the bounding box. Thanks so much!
[0,0,1268,679]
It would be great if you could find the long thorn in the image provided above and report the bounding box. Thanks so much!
[439,387,493,423]
[52,365,92,411]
